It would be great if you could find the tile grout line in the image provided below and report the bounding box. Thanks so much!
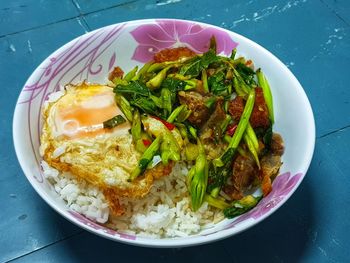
[71,0,91,32]
[317,124,350,139]
[319,0,350,27]
[4,230,84,263]
[0,16,80,39]
[0,0,141,39]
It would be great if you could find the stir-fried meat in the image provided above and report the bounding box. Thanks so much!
[108,66,124,81]
[224,132,284,199]
[228,95,244,122]
[178,91,210,127]
[260,133,284,196]
[224,155,258,200]
[228,88,269,128]
[271,133,284,155]
[260,154,283,196]
[251,88,270,128]
[200,98,226,140]
[154,47,196,63]
[199,99,227,159]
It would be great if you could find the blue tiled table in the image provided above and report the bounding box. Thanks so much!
[1,1,349,262]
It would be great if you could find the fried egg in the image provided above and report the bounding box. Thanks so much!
[40,82,171,215]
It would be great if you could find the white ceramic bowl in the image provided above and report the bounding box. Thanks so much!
[13,19,315,247]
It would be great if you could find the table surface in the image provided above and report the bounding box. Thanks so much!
[1,0,349,262]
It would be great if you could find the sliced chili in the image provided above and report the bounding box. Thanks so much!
[152,116,175,130]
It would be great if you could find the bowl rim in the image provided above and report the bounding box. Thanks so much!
[13,18,316,247]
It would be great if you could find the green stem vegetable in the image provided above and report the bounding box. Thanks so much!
[243,132,260,169]
[130,136,161,181]
[256,68,274,124]
[167,105,191,123]
[188,140,209,211]
[214,88,256,168]
[246,123,259,151]
[202,69,209,92]
[220,115,232,135]
[209,89,256,197]
[103,115,126,129]
[115,95,133,122]
[146,66,171,89]
[184,79,198,90]
[223,135,248,157]
[233,68,250,94]
[132,61,152,81]
[124,66,138,81]
[223,195,262,218]
[160,130,181,165]
[131,110,141,141]
[161,88,172,116]
[230,48,237,60]
[233,77,246,97]
[204,194,230,210]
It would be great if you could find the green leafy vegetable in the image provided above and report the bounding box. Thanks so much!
[114,81,149,97]
[106,36,280,219]
[130,96,158,116]
[179,49,218,77]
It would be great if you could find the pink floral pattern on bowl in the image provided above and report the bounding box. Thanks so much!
[69,211,136,240]
[130,19,238,62]
[224,172,303,229]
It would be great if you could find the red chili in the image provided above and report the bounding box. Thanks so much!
[226,123,237,136]
[152,116,175,130]
[142,139,152,146]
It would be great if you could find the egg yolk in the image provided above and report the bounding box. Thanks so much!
[54,87,128,139]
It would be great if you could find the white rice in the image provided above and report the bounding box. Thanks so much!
[41,161,224,238]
